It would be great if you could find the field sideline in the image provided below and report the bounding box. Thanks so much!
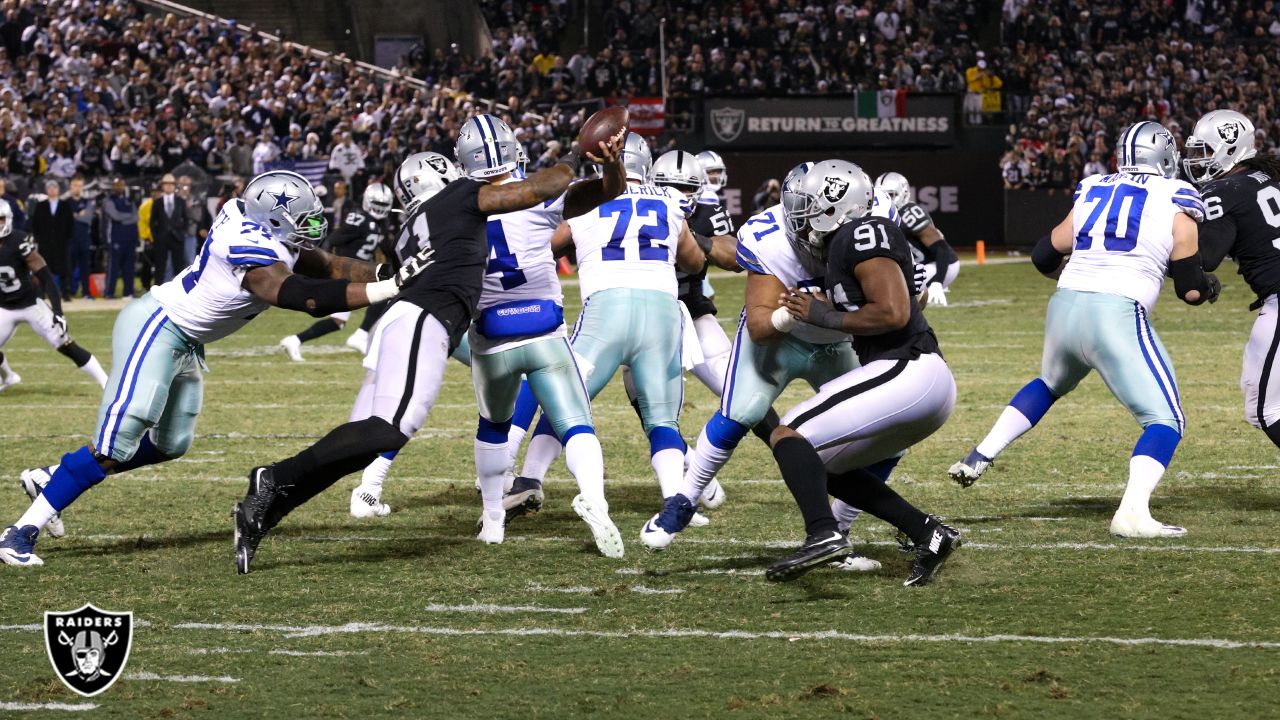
[0,259,1276,718]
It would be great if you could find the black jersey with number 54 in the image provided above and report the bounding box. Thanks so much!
[824,215,939,364]
[1200,169,1280,304]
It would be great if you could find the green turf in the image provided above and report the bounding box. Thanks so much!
[0,260,1276,719]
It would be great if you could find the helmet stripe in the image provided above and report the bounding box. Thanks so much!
[473,117,494,169]
[482,115,504,165]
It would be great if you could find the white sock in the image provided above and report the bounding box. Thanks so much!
[832,499,862,533]
[652,447,684,499]
[360,455,394,490]
[475,439,509,515]
[17,494,58,530]
[79,356,108,388]
[677,426,733,501]
[350,328,368,341]
[564,432,606,505]
[506,424,528,467]
[975,406,1034,459]
[520,432,563,481]
[1120,455,1166,517]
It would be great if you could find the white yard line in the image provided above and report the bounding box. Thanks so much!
[269,649,369,657]
[423,603,586,615]
[170,621,1280,650]
[125,671,240,683]
[0,702,99,712]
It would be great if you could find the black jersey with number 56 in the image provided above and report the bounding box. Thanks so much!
[1200,168,1280,304]
[823,215,939,364]
[0,230,38,310]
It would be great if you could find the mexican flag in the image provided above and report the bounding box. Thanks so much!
[856,89,907,118]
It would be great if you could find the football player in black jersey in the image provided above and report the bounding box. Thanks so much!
[278,183,395,361]
[762,160,961,585]
[233,115,628,573]
[875,172,958,306]
[1188,110,1280,449]
[0,200,107,393]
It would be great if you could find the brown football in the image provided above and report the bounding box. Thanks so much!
[578,106,629,154]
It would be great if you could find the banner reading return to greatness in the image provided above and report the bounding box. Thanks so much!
[703,94,956,149]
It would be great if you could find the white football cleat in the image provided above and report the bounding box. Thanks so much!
[477,510,505,544]
[572,494,624,558]
[345,329,369,354]
[688,511,710,528]
[349,485,391,518]
[1110,511,1187,538]
[19,466,64,538]
[0,370,21,392]
[700,479,726,510]
[830,554,882,572]
[279,335,304,362]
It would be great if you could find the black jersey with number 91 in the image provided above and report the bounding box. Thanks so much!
[823,215,940,364]
[1200,168,1280,303]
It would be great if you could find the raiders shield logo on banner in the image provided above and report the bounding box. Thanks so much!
[44,604,133,697]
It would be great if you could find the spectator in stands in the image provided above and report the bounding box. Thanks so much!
[329,133,365,184]
[252,130,280,175]
[137,189,155,289]
[0,178,27,232]
[229,133,254,178]
[102,177,138,299]
[965,55,1002,124]
[753,178,781,214]
[68,176,95,299]
[149,174,187,285]
[1083,151,1108,177]
[30,180,73,300]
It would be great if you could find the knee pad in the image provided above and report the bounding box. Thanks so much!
[648,426,685,456]
[705,412,750,451]
[1133,422,1181,466]
[477,416,513,443]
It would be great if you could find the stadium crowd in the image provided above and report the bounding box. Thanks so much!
[998,0,1280,189]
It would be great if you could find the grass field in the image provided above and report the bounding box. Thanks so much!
[0,258,1277,719]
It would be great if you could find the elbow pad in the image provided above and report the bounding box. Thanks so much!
[1031,234,1066,275]
[1169,254,1220,305]
[276,275,352,317]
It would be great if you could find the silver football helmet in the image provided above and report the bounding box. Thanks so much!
[393,152,459,210]
[455,114,520,179]
[515,142,529,176]
[361,182,394,220]
[874,171,911,209]
[781,159,873,258]
[1116,121,1180,179]
[1184,109,1258,186]
[242,170,327,249]
[622,132,653,182]
[0,200,12,237]
[783,161,814,191]
[697,150,727,190]
[650,150,705,195]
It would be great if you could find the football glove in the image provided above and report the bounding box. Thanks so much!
[51,313,68,336]
[375,246,436,289]
[927,282,948,307]
[912,263,928,295]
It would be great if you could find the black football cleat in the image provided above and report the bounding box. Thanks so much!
[502,476,544,525]
[904,517,962,587]
[765,530,851,582]
[234,466,282,575]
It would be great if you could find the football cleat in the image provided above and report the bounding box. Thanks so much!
[19,466,64,538]
[0,370,20,392]
[349,485,391,518]
[948,447,992,488]
[639,494,696,552]
[234,466,284,574]
[0,525,43,566]
[699,479,726,510]
[765,530,851,582]
[572,494,624,558]
[345,328,369,354]
[904,517,962,587]
[502,477,544,524]
[829,554,882,572]
[279,335,304,362]
[477,510,505,544]
[688,511,710,528]
[1110,511,1187,538]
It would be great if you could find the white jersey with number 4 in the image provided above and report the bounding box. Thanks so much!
[1057,172,1204,311]
[569,183,687,301]
[735,204,848,345]
[151,199,297,344]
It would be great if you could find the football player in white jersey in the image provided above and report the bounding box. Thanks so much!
[513,134,737,530]
[0,171,436,567]
[948,121,1219,539]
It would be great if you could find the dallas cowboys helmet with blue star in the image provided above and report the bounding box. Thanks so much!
[1183,109,1258,186]
[622,132,653,182]
[782,159,873,258]
[242,170,327,249]
[455,114,520,179]
[393,152,460,210]
[1116,121,1180,179]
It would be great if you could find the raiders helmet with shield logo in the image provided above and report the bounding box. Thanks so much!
[1184,109,1258,186]
[781,159,873,258]
[392,152,460,210]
